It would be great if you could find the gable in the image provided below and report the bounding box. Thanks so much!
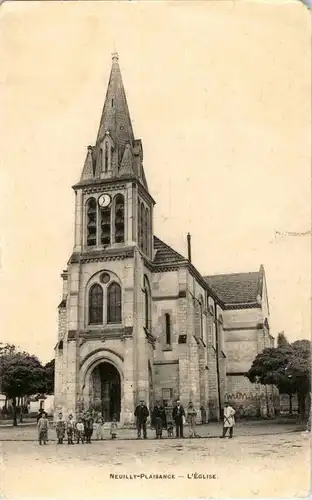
[153,236,186,266]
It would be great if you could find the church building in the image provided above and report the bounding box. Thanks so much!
[54,53,274,424]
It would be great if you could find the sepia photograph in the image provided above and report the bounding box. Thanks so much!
[0,1,311,499]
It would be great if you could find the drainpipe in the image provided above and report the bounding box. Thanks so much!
[214,302,222,420]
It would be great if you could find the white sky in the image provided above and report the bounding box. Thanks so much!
[0,1,310,363]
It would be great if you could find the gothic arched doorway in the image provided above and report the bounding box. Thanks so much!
[91,362,121,422]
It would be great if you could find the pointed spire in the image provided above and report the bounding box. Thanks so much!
[76,53,151,194]
[96,53,134,156]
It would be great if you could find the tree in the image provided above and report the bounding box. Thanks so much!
[285,340,311,419]
[246,339,311,422]
[0,343,17,356]
[277,331,289,348]
[0,352,46,426]
[44,359,55,395]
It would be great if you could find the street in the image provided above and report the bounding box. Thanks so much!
[0,430,309,499]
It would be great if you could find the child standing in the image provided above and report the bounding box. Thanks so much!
[76,418,85,444]
[66,414,75,445]
[110,416,118,439]
[167,421,174,438]
[95,415,105,440]
[38,412,48,445]
[55,412,66,444]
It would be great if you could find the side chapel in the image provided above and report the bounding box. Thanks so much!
[54,53,275,424]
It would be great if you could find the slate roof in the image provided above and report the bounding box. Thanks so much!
[204,271,261,305]
[152,237,263,306]
[153,236,186,265]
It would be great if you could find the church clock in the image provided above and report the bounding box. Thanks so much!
[98,194,111,208]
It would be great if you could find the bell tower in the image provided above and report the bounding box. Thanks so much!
[55,53,156,423]
[73,52,155,258]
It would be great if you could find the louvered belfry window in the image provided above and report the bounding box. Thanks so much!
[89,284,103,324]
[115,194,125,243]
[86,198,97,247]
[107,282,122,323]
[100,206,111,245]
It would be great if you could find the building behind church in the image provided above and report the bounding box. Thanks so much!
[54,53,275,424]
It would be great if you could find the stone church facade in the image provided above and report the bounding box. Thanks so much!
[54,53,274,424]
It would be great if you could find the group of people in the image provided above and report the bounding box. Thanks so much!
[37,400,236,444]
[37,410,118,445]
[135,399,235,439]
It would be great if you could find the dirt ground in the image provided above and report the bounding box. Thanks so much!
[0,430,310,499]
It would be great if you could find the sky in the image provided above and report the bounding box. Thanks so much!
[0,1,311,363]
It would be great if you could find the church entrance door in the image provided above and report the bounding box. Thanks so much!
[91,362,121,422]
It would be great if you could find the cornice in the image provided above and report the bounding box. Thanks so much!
[69,247,135,264]
[154,360,179,366]
[72,176,135,191]
[151,264,180,273]
[224,323,264,332]
[223,302,261,310]
[82,183,127,195]
[68,326,133,343]
[73,177,156,205]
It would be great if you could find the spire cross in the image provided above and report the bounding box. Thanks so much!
[112,45,119,61]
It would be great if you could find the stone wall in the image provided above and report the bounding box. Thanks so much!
[153,361,179,403]
[225,375,277,418]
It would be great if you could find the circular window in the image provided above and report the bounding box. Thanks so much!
[100,272,110,284]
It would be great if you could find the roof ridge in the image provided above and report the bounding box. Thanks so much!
[204,271,260,279]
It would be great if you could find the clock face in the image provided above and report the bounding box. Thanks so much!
[98,194,111,208]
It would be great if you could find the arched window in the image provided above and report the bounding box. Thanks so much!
[99,148,103,171]
[104,142,109,172]
[86,198,97,247]
[218,314,224,352]
[165,313,171,345]
[138,201,141,247]
[144,207,149,255]
[114,194,125,243]
[199,296,204,339]
[143,276,151,331]
[209,304,217,349]
[140,203,144,251]
[107,282,122,323]
[89,284,103,324]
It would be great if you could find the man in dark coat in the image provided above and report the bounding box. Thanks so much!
[134,400,149,439]
[83,411,94,443]
[151,401,167,439]
[172,400,185,438]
